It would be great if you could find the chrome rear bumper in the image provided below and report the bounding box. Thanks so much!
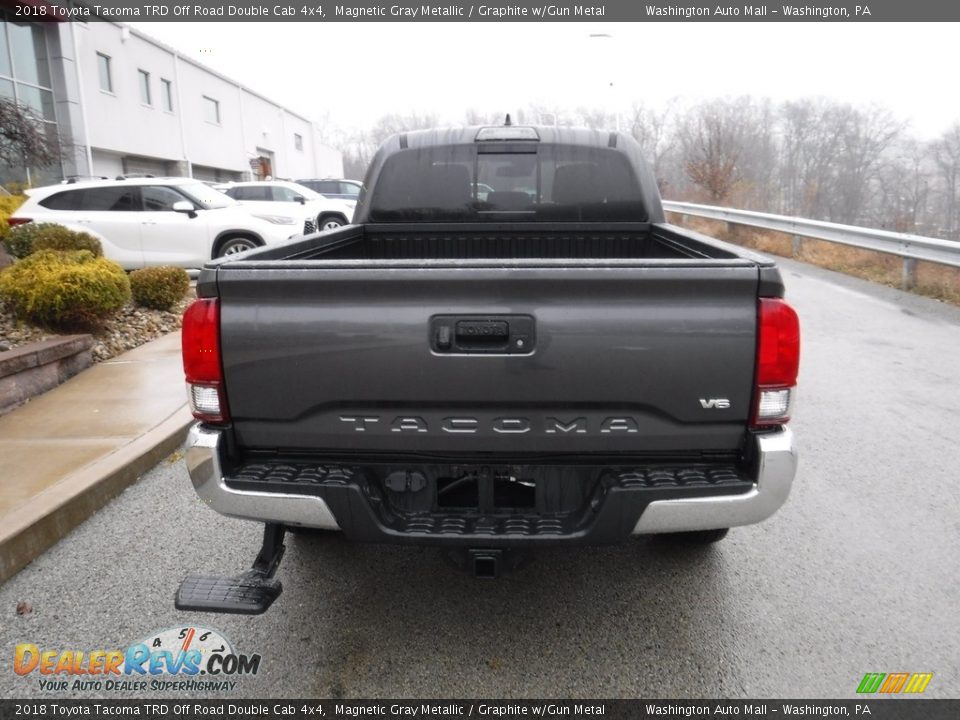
[185,424,796,535]
[186,424,341,530]
[631,427,796,533]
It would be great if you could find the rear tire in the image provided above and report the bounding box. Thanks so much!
[658,528,729,545]
[318,214,346,231]
[216,236,258,257]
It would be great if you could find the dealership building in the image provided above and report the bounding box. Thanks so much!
[0,9,343,187]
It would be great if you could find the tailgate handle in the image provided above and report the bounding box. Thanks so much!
[456,320,509,344]
[431,315,535,354]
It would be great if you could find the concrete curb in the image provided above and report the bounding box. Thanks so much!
[0,405,192,584]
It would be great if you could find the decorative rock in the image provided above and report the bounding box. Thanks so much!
[1,296,189,364]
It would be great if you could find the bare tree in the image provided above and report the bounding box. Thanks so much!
[778,100,848,218]
[775,100,904,226]
[733,98,778,210]
[574,107,615,131]
[525,103,566,127]
[677,98,754,203]
[930,123,960,239]
[317,101,957,239]
[0,98,61,172]
[333,111,440,180]
[830,105,903,224]
[464,108,512,126]
[871,139,931,233]
[369,111,440,146]
[626,101,675,184]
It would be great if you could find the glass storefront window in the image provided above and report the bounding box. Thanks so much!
[8,22,51,89]
[0,18,12,77]
[16,83,56,122]
[0,19,61,187]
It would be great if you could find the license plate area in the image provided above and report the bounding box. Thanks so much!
[434,469,537,510]
[386,465,594,515]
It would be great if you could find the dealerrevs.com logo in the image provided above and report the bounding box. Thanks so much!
[14,627,260,693]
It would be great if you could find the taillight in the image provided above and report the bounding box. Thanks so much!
[752,297,800,427]
[182,298,229,424]
[7,217,32,227]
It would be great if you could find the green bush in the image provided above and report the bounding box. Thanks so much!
[0,195,25,239]
[2,223,102,259]
[129,266,190,311]
[34,226,103,257]
[0,250,130,329]
[2,223,54,258]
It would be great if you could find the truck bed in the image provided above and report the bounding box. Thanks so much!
[300,224,728,261]
[227,222,750,264]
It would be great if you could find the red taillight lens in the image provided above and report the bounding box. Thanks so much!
[757,298,800,386]
[752,298,800,427]
[182,298,221,383]
[7,217,32,227]
[182,298,229,423]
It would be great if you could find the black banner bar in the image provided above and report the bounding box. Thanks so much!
[12,0,960,22]
[1,700,959,720]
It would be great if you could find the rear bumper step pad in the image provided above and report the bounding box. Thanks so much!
[185,424,796,542]
[223,460,750,545]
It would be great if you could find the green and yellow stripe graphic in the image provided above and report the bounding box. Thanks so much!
[857,672,933,694]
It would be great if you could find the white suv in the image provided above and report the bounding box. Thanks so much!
[220,180,355,232]
[9,178,305,270]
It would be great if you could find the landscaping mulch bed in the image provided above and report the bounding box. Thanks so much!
[0,296,191,362]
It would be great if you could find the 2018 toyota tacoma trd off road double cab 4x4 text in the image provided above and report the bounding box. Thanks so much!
[174,124,800,614]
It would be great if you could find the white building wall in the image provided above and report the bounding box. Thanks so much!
[69,22,341,180]
[175,58,247,173]
[76,23,182,165]
[91,150,124,178]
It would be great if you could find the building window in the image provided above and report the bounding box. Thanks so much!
[0,20,61,186]
[8,21,51,88]
[294,133,303,151]
[161,78,173,112]
[0,17,13,77]
[138,69,151,105]
[17,85,56,121]
[202,95,220,125]
[97,53,112,92]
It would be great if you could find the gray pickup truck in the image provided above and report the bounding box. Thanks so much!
[175,124,799,614]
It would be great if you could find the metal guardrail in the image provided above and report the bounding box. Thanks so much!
[662,201,960,286]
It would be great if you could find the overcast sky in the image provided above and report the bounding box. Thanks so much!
[128,22,960,140]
